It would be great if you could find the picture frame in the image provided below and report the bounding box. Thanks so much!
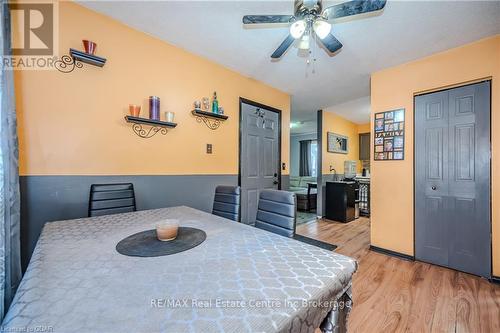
[327,132,348,154]
[374,109,405,160]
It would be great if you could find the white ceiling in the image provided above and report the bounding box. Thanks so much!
[290,114,318,134]
[290,95,369,134]
[80,0,500,122]
[324,95,370,124]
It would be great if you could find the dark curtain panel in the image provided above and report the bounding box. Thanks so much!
[1,1,22,320]
[299,140,311,177]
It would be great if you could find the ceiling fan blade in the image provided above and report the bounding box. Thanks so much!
[242,15,294,24]
[323,0,387,20]
[319,34,343,54]
[271,35,295,59]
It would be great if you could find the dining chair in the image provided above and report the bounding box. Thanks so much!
[255,189,296,237]
[212,185,240,221]
[88,183,136,217]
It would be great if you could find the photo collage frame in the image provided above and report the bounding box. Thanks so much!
[374,109,405,160]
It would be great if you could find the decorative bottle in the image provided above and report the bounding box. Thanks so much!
[149,96,160,120]
[212,92,219,114]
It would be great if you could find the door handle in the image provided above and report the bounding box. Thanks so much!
[431,186,437,190]
[273,181,279,185]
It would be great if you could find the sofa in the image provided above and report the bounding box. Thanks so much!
[289,176,317,211]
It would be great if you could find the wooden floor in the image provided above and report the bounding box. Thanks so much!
[296,217,500,333]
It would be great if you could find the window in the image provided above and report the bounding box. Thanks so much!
[310,140,317,177]
[299,139,318,177]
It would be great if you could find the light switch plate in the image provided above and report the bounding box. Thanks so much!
[206,144,212,154]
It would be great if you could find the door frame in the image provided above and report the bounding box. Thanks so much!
[316,109,323,216]
[238,97,282,190]
[412,79,492,278]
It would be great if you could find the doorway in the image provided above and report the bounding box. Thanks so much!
[239,98,281,225]
[414,80,491,278]
[289,110,319,225]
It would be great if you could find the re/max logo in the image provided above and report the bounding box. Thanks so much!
[151,299,190,308]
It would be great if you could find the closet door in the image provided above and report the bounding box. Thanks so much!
[415,81,491,278]
[446,82,491,277]
[415,90,449,267]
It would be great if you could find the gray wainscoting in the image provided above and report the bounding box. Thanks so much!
[20,174,291,269]
[20,174,237,269]
[281,174,290,191]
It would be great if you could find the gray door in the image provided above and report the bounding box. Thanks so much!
[359,132,370,161]
[415,81,491,278]
[240,101,280,224]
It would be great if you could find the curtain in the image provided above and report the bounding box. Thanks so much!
[0,1,21,321]
[299,140,311,177]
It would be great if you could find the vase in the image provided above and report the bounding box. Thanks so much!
[82,40,97,55]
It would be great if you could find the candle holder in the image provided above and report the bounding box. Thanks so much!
[129,104,141,117]
[156,220,179,241]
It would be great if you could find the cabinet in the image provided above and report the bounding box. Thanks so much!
[325,181,359,223]
[359,133,370,160]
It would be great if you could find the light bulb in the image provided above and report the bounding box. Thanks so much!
[290,20,306,39]
[313,19,331,40]
[298,34,310,50]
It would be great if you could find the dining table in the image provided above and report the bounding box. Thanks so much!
[1,206,357,333]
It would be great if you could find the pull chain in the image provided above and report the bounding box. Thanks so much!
[305,32,317,78]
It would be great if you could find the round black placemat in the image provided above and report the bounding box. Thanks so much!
[116,227,206,257]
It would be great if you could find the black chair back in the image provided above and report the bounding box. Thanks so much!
[89,183,136,217]
[255,189,296,237]
[212,185,240,221]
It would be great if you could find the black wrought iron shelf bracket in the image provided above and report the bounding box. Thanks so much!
[192,110,228,130]
[124,116,177,139]
[55,48,107,73]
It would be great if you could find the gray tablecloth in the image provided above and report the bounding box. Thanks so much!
[2,206,357,333]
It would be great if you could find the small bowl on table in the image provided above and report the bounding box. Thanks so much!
[156,220,179,241]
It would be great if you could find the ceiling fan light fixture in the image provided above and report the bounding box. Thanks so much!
[243,0,388,59]
[298,34,310,50]
[290,20,306,39]
[313,19,331,40]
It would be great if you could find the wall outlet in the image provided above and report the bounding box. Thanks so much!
[282,162,286,170]
[206,144,213,154]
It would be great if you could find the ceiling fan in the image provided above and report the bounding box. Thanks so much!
[242,0,387,59]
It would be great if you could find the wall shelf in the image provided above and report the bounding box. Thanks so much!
[70,48,107,67]
[55,49,107,73]
[124,116,177,139]
[192,109,228,130]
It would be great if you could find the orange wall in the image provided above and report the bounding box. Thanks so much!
[322,112,362,174]
[371,35,500,276]
[14,2,290,176]
[357,123,370,134]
